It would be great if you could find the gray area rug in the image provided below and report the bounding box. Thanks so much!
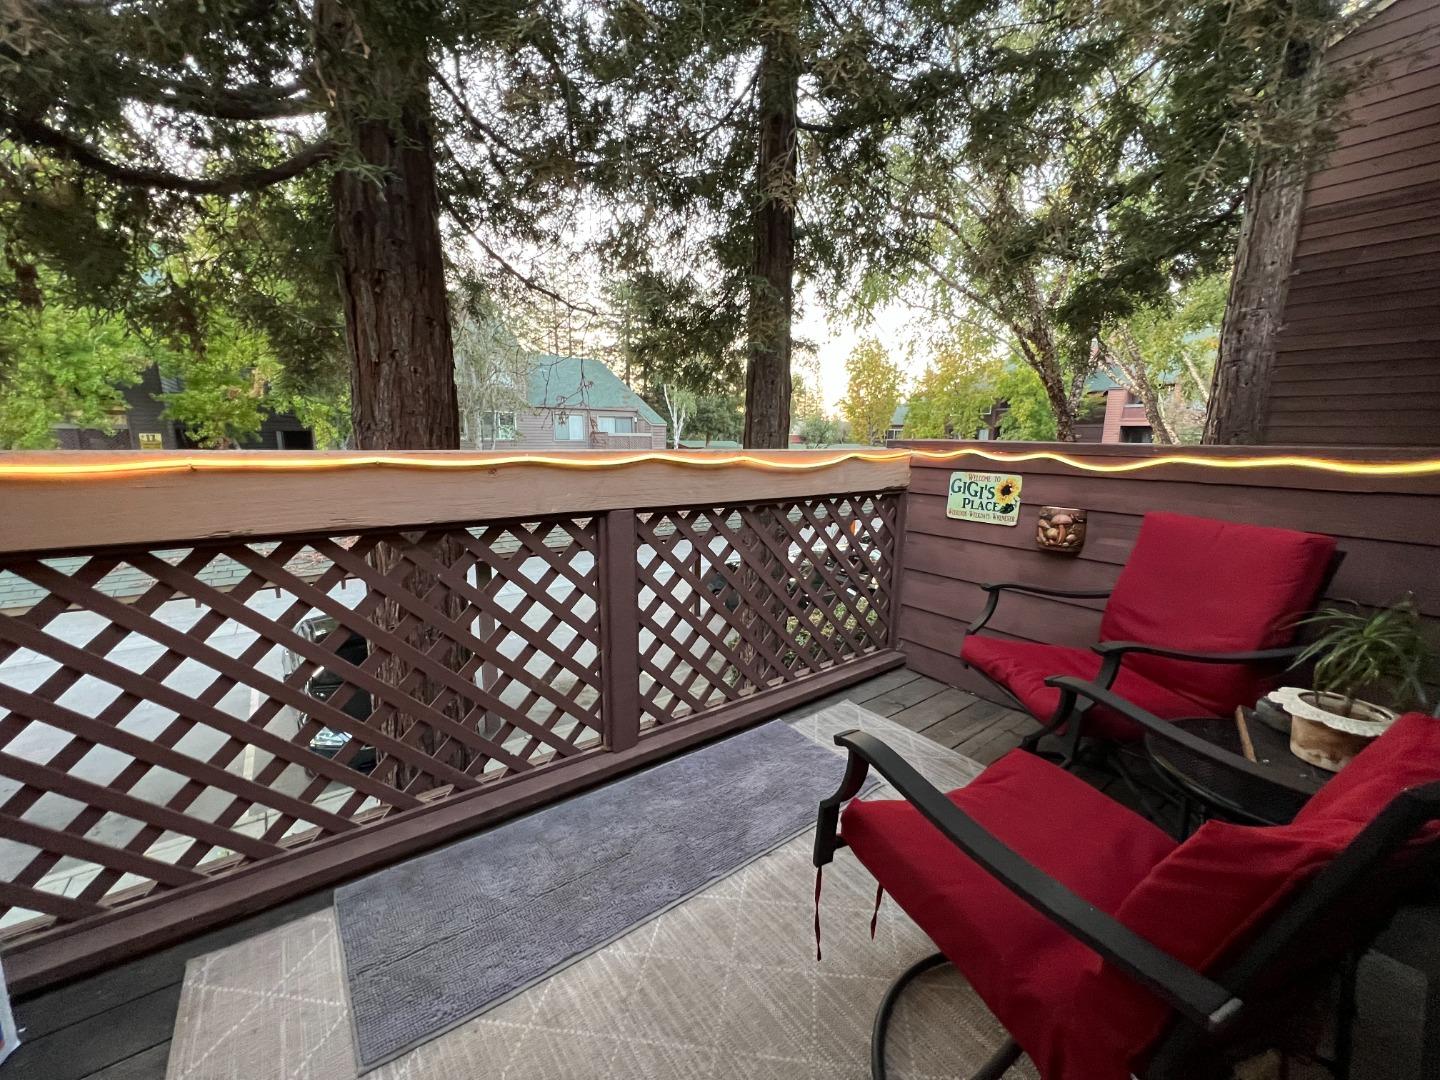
[169,703,1028,1080]
[334,719,876,1070]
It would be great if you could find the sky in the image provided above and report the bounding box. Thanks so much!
[795,295,929,413]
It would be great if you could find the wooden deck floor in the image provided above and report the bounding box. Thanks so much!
[7,667,1034,1080]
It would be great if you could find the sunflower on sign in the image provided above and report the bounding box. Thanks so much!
[993,476,1021,512]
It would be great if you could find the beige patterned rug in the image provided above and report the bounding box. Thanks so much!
[167,702,1040,1079]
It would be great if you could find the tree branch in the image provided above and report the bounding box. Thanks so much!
[431,65,527,160]
[144,86,318,120]
[443,196,600,317]
[0,110,333,193]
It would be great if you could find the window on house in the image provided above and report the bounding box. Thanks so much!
[555,414,586,440]
[480,411,517,441]
[1121,426,1154,444]
[597,416,635,434]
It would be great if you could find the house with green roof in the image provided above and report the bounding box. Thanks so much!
[462,354,667,450]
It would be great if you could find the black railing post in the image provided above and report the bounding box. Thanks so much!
[598,508,642,752]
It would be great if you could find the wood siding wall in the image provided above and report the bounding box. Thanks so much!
[1266,0,1440,445]
[894,441,1440,702]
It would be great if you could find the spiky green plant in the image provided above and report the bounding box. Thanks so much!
[1293,597,1437,716]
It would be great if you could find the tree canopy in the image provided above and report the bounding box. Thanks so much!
[0,295,151,448]
[839,338,904,446]
[1,0,1348,449]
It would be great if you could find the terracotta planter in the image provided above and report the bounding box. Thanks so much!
[1268,688,1397,772]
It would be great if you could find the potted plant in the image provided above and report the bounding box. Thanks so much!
[1271,597,1436,771]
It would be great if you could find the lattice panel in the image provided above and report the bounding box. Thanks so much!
[0,518,601,937]
[634,492,900,727]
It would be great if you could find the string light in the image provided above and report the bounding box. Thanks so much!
[0,449,909,480]
[0,445,1437,481]
[907,447,1440,478]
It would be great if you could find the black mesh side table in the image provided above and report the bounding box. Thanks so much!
[1146,712,1329,830]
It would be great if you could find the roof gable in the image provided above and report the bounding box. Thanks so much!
[526,355,665,426]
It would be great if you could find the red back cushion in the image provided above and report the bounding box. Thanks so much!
[1068,712,1440,1076]
[1100,512,1337,713]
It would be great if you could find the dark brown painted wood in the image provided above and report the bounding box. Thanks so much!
[3,648,905,996]
[0,474,906,995]
[9,664,1034,1080]
[894,443,1440,705]
[598,510,642,753]
[1255,0,1440,443]
[1328,0,1440,63]
[80,1043,171,1080]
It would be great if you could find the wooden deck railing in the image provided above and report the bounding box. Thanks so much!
[0,450,909,991]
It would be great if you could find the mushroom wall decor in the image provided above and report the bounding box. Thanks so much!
[1036,506,1087,554]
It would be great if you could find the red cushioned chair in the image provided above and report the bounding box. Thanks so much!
[813,686,1440,1080]
[960,512,1341,768]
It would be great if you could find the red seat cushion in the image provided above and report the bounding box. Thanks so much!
[1069,712,1440,1078]
[960,636,1212,741]
[1099,513,1336,715]
[840,749,1177,1077]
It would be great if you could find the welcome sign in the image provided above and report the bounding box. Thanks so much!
[946,470,1023,526]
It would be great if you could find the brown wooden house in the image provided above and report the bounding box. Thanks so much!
[1215,0,1440,445]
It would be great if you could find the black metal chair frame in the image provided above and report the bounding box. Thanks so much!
[813,686,1440,1080]
[961,551,1345,778]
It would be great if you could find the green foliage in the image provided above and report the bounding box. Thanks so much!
[453,294,531,448]
[1,0,1352,451]
[157,316,273,448]
[839,338,904,445]
[157,310,351,448]
[1299,601,1439,713]
[690,393,744,445]
[796,413,840,448]
[904,325,1002,439]
[0,0,597,442]
[601,273,745,400]
[856,0,1346,437]
[995,366,1058,442]
[1295,599,1438,714]
[1097,272,1227,443]
[0,302,153,448]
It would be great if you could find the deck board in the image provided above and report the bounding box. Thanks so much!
[5,666,1033,1080]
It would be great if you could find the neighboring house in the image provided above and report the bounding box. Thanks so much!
[461,354,666,451]
[1081,371,1171,445]
[52,365,314,451]
[886,404,909,443]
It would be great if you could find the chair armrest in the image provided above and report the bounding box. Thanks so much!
[1045,676,1322,799]
[1092,641,1305,665]
[817,729,1243,1033]
[980,582,1116,600]
[967,582,1113,635]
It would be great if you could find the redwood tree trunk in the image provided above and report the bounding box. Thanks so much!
[319,1,459,452]
[317,3,467,791]
[1203,153,1306,444]
[333,116,458,450]
[1205,42,1319,446]
[743,30,798,449]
